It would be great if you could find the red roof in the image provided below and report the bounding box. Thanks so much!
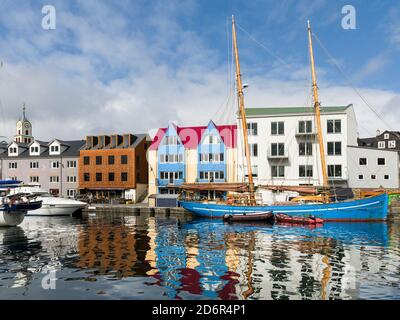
[149,124,237,150]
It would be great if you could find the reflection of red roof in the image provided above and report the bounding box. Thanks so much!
[149,124,237,150]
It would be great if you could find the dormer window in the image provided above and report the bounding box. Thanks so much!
[30,146,39,153]
[8,146,18,155]
[51,145,59,152]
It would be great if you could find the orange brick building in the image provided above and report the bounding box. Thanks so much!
[79,133,149,202]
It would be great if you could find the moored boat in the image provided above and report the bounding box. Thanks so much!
[180,192,389,221]
[274,213,324,225]
[0,193,42,226]
[223,211,274,223]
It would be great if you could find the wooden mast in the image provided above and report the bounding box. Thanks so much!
[307,20,329,189]
[232,15,256,205]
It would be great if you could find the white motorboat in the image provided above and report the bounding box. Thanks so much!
[0,181,42,226]
[7,185,87,217]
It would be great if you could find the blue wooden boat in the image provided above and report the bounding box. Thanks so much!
[179,193,389,221]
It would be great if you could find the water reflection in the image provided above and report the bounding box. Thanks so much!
[0,213,399,300]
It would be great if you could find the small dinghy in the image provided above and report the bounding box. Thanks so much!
[275,213,324,225]
[223,211,274,223]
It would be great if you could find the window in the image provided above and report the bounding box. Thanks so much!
[271,122,284,135]
[30,146,39,153]
[96,156,102,165]
[67,161,77,168]
[272,165,285,178]
[384,175,390,180]
[84,173,90,182]
[205,135,220,144]
[299,142,312,156]
[30,162,39,169]
[358,175,364,180]
[108,172,115,182]
[166,136,178,145]
[327,142,342,155]
[299,165,313,178]
[51,161,60,169]
[50,145,60,153]
[121,172,128,181]
[327,119,341,133]
[247,123,258,136]
[121,155,128,164]
[96,173,102,182]
[328,165,342,178]
[371,175,376,180]
[377,158,386,166]
[50,176,60,183]
[271,143,285,156]
[67,176,77,183]
[244,166,258,178]
[378,141,385,149]
[384,133,389,140]
[359,158,367,166]
[9,162,18,169]
[30,176,39,183]
[67,189,77,198]
[9,147,17,154]
[200,153,224,162]
[84,156,90,165]
[298,120,313,133]
[108,155,115,165]
[388,140,396,148]
[250,144,258,157]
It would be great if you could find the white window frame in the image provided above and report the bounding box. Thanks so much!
[378,141,385,149]
[384,133,390,140]
[51,161,60,169]
[388,140,396,148]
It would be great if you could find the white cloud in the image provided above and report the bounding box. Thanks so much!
[0,0,398,144]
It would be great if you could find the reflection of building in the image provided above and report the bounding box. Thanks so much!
[78,133,149,202]
[76,219,152,277]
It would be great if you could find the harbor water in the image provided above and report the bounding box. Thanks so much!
[0,211,399,300]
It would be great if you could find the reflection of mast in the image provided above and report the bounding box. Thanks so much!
[232,15,255,205]
[242,231,255,299]
[307,20,329,190]
[321,255,332,300]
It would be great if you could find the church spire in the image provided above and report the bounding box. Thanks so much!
[22,103,27,121]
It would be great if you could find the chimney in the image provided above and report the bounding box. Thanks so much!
[376,130,381,137]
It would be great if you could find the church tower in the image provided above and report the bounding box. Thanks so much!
[15,104,33,144]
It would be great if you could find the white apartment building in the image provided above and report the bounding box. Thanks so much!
[237,105,358,188]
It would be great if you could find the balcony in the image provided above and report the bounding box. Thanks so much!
[295,129,317,138]
[267,151,289,160]
[157,178,184,187]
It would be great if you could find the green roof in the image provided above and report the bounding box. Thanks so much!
[245,105,352,117]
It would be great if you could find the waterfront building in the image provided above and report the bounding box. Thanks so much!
[347,146,399,189]
[1,138,84,197]
[236,104,400,196]
[237,105,358,188]
[78,133,149,202]
[358,130,400,152]
[0,108,84,197]
[148,121,237,196]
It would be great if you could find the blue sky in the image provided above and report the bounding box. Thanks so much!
[0,0,399,140]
